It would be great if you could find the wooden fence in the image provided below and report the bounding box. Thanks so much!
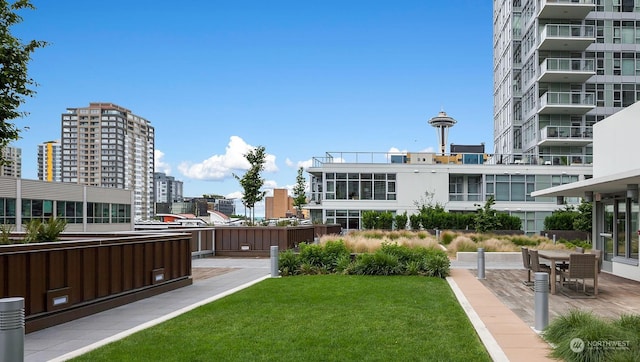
[0,232,192,333]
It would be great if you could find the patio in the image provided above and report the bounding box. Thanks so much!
[474,269,640,326]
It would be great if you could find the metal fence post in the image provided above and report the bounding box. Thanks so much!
[270,245,279,278]
[534,272,549,331]
[477,248,485,279]
[0,297,25,362]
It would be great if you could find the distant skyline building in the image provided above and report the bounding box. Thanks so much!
[265,188,296,219]
[493,0,636,165]
[154,172,183,203]
[61,102,155,220]
[37,140,62,182]
[0,146,21,178]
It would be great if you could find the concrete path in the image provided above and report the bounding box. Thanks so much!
[24,258,270,362]
[22,257,554,362]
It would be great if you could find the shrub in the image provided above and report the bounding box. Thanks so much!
[394,212,408,231]
[440,231,455,245]
[279,250,301,276]
[0,224,12,245]
[350,252,401,276]
[299,243,325,268]
[376,212,394,230]
[424,252,450,278]
[409,214,421,230]
[361,211,377,230]
[321,240,350,273]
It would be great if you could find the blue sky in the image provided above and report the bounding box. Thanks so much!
[14,0,494,208]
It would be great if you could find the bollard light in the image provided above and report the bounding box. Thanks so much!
[0,297,25,362]
[534,272,549,331]
[477,248,485,280]
[270,245,280,278]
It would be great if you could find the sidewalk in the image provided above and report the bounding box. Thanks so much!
[23,257,553,362]
[24,258,271,362]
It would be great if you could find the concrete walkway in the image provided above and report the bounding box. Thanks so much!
[22,257,554,361]
[24,258,271,362]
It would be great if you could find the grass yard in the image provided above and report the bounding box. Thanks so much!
[73,276,490,361]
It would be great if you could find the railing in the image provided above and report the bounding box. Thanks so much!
[541,24,594,39]
[540,58,594,72]
[542,0,594,4]
[540,125,593,140]
[311,151,593,167]
[539,91,595,107]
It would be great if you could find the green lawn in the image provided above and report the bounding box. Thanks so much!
[73,276,490,362]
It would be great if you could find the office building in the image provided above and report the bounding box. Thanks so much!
[61,103,154,220]
[37,140,62,182]
[154,172,183,203]
[0,146,21,178]
[265,188,297,219]
[493,0,639,165]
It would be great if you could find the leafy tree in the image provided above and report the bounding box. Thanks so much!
[376,211,394,230]
[292,167,307,216]
[474,197,500,233]
[0,0,46,162]
[573,200,592,234]
[233,146,267,225]
[544,205,578,230]
[361,211,377,229]
[394,212,408,230]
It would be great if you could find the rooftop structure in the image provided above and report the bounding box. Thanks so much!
[428,111,457,155]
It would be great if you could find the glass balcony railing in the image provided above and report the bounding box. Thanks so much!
[541,58,594,72]
[542,24,594,38]
[540,125,593,139]
[539,91,595,109]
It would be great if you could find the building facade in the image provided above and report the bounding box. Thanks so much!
[37,140,62,182]
[493,0,640,165]
[307,151,592,235]
[61,103,154,220]
[265,188,296,219]
[0,176,134,232]
[533,100,640,282]
[154,172,183,203]
[0,146,21,178]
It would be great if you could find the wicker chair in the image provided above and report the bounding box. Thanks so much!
[529,250,551,287]
[559,253,597,296]
[590,249,603,273]
[521,247,533,286]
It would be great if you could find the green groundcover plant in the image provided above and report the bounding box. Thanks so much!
[72,276,491,362]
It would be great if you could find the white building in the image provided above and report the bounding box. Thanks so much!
[493,0,640,166]
[0,146,21,178]
[306,150,592,235]
[533,101,640,281]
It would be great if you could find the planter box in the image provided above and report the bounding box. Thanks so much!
[456,251,522,264]
[214,226,315,257]
[0,232,192,333]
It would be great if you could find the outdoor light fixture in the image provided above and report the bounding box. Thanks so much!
[584,191,593,202]
[627,184,638,202]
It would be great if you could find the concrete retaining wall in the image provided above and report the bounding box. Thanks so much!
[456,251,522,263]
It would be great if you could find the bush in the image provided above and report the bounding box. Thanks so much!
[350,252,401,276]
[376,212,394,230]
[279,250,301,276]
[362,211,377,230]
[440,231,455,245]
[544,310,640,362]
[409,214,421,230]
[23,218,67,243]
[394,212,408,231]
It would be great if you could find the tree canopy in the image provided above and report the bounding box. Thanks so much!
[0,0,46,162]
[233,146,267,224]
[292,167,307,215]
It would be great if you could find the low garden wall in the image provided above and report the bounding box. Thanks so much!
[0,232,192,333]
[539,230,589,241]
[214,226,314,257]
[456,251,522,264]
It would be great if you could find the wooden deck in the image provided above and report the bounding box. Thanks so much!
[475,269,640,326]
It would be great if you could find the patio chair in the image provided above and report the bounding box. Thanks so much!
[529,250,551,287]
[521,247,533,286]
[559,253,597,297]
[590,249,603,273]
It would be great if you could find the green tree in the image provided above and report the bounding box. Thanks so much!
[0,0,46,162]
[292,167,307,216]
[573,200,592,235]
[474,197,500,233]
[233,146,267,225]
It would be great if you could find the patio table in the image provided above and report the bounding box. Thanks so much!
[537,250,599,295]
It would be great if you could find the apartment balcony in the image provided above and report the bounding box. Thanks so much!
[537,125,593,147]
[538,0,594,20]
[538,91,595,114]
[538,24,595,51]
[537,58,595,83]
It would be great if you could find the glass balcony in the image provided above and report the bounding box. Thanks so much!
[538,58,595,83]
[538,24,595,51]
[538,0,594,20]
[537,125,593,147]
[538,91,595,115]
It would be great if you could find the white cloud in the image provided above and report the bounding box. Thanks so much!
[420,146,436,153]
[178,136,278,180]
[297,158,313,169]
[155,150,171,174]
[285,158,294,167]
[225,191,244,200]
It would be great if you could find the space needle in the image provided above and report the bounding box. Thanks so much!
[428,110,457,155]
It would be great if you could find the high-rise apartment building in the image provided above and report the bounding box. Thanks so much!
[154,172,183,203]
[37,140,62,182]
[61,103,154,220]
[0,146,21,178]
[493,0,638,165]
